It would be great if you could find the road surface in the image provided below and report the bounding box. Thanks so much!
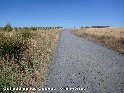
[39,30,124,93]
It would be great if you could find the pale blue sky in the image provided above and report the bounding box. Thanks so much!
[0,0,124,28]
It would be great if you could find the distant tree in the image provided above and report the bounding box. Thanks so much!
[91,26,110,28]
[85,26,89,28]
[23,27,30,31]
[81,27,84,29]
[30,27,37,31]
[4,24,13,32]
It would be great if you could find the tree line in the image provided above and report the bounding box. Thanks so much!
[0,24,63,32]
[81,26,110,29]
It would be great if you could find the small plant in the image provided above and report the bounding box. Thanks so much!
[0,27,4,31]
[0,72,13,93]
[14,27,18,31]
[21,31,35,39]
[4,24,13,32]
[120,37,124,45]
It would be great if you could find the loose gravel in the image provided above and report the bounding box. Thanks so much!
[39,30,124,93]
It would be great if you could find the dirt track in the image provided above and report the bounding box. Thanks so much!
[39,30,124,93]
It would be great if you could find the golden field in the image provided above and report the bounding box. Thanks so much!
[73,27,124,54]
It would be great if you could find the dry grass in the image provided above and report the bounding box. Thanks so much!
[0,29,62,93]
[28,29,61,86]
[73,27,124,54]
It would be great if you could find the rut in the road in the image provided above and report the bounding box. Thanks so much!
[39,30,124,93]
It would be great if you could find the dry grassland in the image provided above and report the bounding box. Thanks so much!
[73,27,124,54]
[0,29,62,93]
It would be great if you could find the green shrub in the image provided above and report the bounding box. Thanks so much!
[0,73,13,93]
[0,35,28,61]
[21,31,35,39]
[4,24,13,32]
[30,27,37,31]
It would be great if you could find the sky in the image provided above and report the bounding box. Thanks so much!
[0,0,124,28]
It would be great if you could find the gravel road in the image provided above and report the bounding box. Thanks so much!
[39,30,124,93]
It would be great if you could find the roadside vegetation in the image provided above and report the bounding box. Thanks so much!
[73,27,124,54]
[0,24,63,93]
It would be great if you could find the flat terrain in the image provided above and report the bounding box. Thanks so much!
[39,30,124,93]
[73,27,124,53]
